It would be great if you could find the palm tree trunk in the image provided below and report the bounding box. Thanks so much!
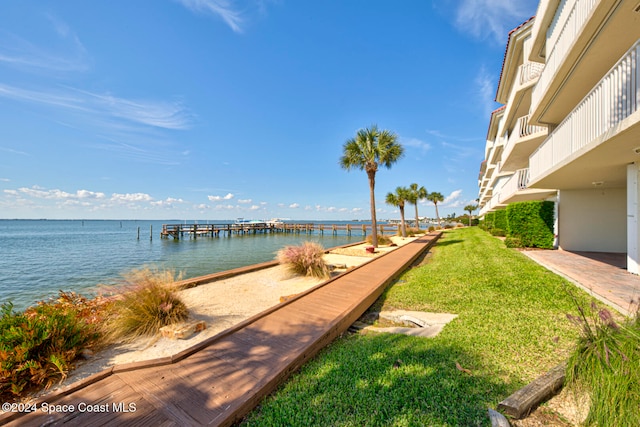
[414,204,419,230]
[368,172,378,247]
[435,203,441,227]
[400,206,407,237]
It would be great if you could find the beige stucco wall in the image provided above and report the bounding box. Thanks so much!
[558,188,626,253]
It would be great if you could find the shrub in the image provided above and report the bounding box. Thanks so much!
[365,234,392,246]
[493,209,507,231]
[565,301,640,426]
[0,292,102,399]
[428,226,435,232]
[490,228,506,237]
[504,236,522,248]
[507,201,555,248]
[483,212,495,230]
[405,227,422,236]
[102,268,189,342]
[277,242,330,279]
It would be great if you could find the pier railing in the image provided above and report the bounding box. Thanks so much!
[160,223,406,239]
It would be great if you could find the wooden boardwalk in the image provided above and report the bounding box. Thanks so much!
[2,233,441,427]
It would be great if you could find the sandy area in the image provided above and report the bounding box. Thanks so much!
[42,236,419,396]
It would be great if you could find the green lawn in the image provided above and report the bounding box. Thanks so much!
[242,227,594,426]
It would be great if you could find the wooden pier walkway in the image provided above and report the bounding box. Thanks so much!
[160,222,402,239]
[2,232,442,427]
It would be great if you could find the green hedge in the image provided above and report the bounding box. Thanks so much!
[482,212,495,230]
[506,201,555,249]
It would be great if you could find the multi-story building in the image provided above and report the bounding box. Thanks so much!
[478,0,640,274]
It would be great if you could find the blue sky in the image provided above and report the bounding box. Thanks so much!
[0,0,538,220]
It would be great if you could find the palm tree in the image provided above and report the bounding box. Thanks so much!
[464,204,478,226]
[427,191,444,227]
[339,125,404,247]
[407,183,427,230]
[385,186,410,237]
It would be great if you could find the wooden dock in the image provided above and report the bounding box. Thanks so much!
[2,232,441,427]
[160,222,403,239]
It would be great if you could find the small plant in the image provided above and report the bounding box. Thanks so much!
[277,242,330,279]
[365,234,392,245]
[490,228,506,237]
[0,292,102,400]
[504,236,522,248]
[565,298,640,426]
[428,225,435,232]
[102,268,189,342]
[404,227,422,236]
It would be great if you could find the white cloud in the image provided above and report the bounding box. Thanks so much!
[0,84,192,131]
[213,204,235,210]
[176,0,244,33]
[443,189,463,204]
[474,66,499,117]
[249,205,261,210]
[151,197,185,207]
[289,203,300,209]
[0,146,29,156]
[15,186,106,200]
[237,198,252,204]
[0,19,89,73]
[208,193,234,201]
[454,0,537,44]
[111,192,153,203]
[401,136,431,152]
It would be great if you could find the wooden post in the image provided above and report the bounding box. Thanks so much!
[137,227,140,240]
[362,224,366,236]
[150,224,153,241]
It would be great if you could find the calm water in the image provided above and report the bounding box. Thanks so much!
[0,220,364,311]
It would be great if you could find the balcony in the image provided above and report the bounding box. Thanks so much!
[529,39,640,189]
[531,0,599,117]
[499,168,557,205]
[519,61,544,86]
[501,115,548,171]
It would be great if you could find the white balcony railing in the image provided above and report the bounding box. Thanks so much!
[532,0,598,111]
[530,39,640,182]
[504,115,548,155]
[519,62,544,86]
[499,169,530,203]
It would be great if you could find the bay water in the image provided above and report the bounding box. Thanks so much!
[0,219,365,311]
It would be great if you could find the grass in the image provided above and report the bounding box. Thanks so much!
[565,298,640,426]
[242,227,597,426]
[277,242,330,279]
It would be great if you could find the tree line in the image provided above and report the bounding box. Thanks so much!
[339,124,477,246]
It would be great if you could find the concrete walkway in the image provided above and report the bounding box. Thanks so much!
[522,249,640,316]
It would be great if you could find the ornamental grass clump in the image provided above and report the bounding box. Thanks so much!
[565,299,640,426]
[0,291,104,400]
[277,242,330,279]
[365,234,392,245]
[102,268,189,342]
